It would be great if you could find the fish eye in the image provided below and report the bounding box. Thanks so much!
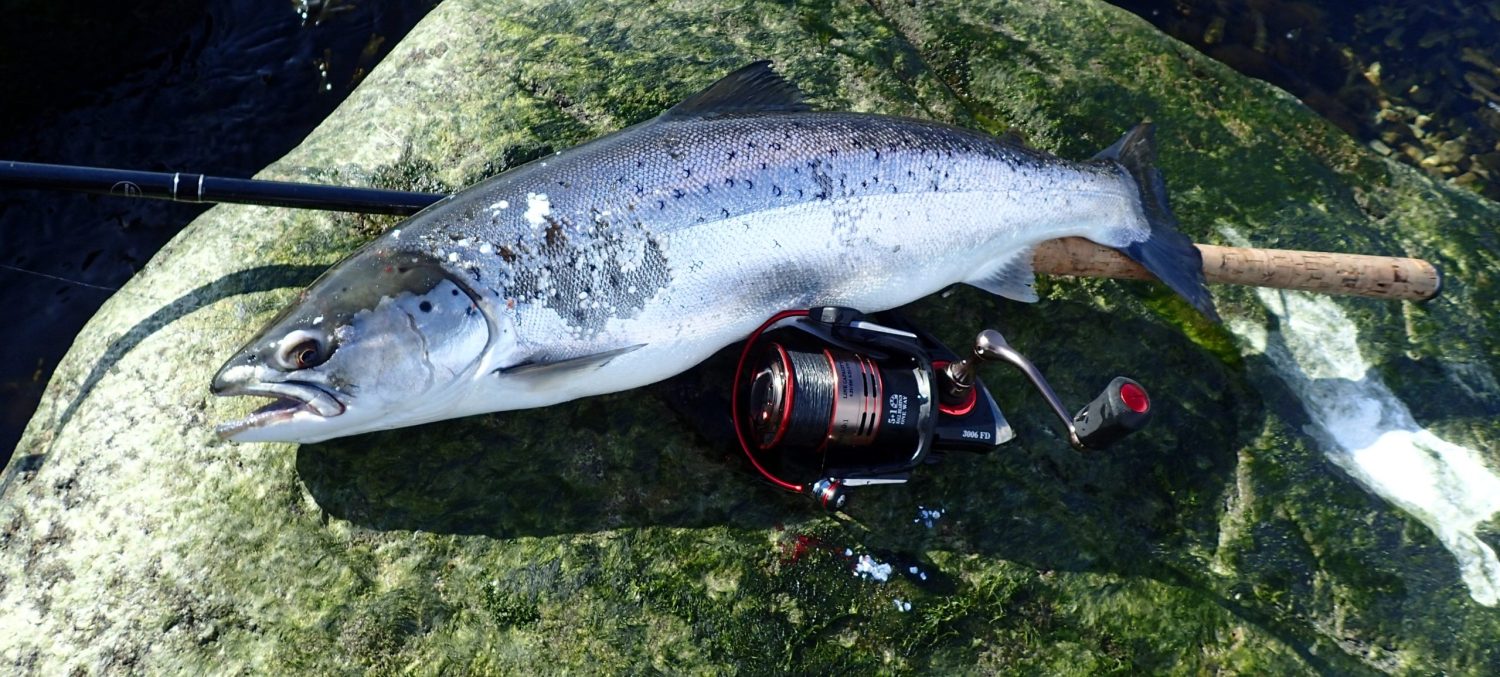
[275,329,332,370]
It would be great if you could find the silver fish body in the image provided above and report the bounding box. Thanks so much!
[212,63,1213,442]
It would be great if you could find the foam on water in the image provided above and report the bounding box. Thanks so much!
[1224,230,1500,605]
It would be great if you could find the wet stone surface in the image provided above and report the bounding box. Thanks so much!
[2,0,1500,673]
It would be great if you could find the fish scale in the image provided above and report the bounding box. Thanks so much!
[211,62,1212,442]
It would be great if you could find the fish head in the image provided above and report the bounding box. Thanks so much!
[212,242,506,443]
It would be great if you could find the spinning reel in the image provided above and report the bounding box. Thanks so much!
[731,307,1153,510]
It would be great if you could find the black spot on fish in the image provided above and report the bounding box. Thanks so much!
[772,185,782,197]
[727,150,737,160]
[725,178,735,188]
[745,180,753,190]
[672,188,685,199]
[419,301,433,313]
[657,199,666,209]
[451,288,460,296]
[721,208,730,218]
[770,142,782,150]
[682,168,692,178]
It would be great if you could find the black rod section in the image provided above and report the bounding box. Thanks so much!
[0,160,448,216]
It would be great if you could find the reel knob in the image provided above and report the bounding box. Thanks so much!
[810,478,848,511]
[1072,377,1152,450]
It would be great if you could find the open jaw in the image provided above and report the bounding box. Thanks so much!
[214,381,345,440]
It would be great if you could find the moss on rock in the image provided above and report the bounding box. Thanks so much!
[3,0,1499,673]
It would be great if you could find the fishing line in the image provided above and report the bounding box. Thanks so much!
[0,263,121,292]
[783,348,837,448]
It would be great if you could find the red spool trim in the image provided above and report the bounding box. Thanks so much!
[933,360,977,416]
[1120,382,1150,413]
[732,309,810,493]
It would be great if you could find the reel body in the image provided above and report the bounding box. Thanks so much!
[731,307,1152,509]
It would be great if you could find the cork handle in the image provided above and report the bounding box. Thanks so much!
[1032,237,1441,301]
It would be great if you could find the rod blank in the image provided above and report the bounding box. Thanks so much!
[0,160,443,216]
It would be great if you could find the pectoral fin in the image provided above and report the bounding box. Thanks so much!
[964,248,1039,302]
[494,344,646,377]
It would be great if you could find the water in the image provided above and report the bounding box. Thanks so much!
[1108,0,1500,201]
[0,0,437,466]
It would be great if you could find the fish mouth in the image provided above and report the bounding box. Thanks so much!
[213,380,345,440]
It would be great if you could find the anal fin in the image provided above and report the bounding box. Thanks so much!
[964,248,1039,303]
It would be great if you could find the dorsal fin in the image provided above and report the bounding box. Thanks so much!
[660,61,811,120]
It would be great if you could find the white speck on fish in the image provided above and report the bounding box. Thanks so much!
[312,316,324,325]
[479,243,493,255]
[448,252,459,262]
[498,200,509,209]
[392,229,401,239]
[524,193,551,226]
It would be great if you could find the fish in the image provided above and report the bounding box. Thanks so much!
[211,61,1217,443]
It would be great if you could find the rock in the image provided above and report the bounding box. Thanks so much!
[4,0,1500,673]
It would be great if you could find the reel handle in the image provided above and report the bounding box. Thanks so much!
[1072,377,1152,450]
[941,330,1153,451]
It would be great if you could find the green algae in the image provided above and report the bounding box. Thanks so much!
[4,0,1500,673]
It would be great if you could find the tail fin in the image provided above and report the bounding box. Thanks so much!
[1096,124,1220,322]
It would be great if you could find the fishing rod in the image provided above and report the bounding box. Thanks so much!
[0,160,439,216]
[1,159,1442,301]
